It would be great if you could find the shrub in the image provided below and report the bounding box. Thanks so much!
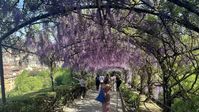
[8,68,74,97]
[172,95,199,112]
[8,71,44,97]
[86,75,95,89]
[120,84,140,111]
[54,68,73,86]
[1,85,82,112]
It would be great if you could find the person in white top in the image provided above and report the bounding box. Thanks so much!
[111,74,116,91]
[99,75,105,83]
[73,76,86,99]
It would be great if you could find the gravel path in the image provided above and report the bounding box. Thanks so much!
[63,90,123,112]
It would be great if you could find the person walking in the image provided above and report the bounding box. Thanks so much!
[73,76,87,99]
[99,75,105,84]
[116,75,122,91]
[80,77,87,99]
[96,74,100,91]
[104,74,110,85]
[111,72,116,91]
[102,78,111,112]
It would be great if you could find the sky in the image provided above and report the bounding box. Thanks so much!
[17,0,24,9]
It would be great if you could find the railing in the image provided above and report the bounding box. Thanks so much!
[119,86,140,112]
[118,89,127,112]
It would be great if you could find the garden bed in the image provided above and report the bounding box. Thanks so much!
[120,84,140,112]
[0,85,82,112]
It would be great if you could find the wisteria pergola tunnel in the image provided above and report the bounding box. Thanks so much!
[0,1,199,112]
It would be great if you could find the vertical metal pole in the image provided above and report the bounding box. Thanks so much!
[117,91,118,112]
[0,41,6,104]
[119,89,126,112]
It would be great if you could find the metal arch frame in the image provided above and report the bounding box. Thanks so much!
[0,0,198,104]
[1,3,144,104]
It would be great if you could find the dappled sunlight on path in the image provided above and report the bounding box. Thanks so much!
[63,90,122,112]
[139,95,162,112]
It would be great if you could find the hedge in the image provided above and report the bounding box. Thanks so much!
[0,85,82,112]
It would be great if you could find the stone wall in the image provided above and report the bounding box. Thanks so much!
[2,51,44,92]
[4,64,20,92]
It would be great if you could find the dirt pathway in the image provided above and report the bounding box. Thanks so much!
[63,90,123,112]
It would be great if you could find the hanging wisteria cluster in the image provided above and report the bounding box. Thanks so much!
[25,10,152,72]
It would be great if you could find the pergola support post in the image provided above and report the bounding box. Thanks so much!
[0,40,6,104]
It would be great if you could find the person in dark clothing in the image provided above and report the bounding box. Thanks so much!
[104,74,110,85]
[116,75,122,91]
[95,74,100,91]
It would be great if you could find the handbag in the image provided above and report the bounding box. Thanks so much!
[95,88,105,103]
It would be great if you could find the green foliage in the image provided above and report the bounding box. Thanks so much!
[171,71,199,111]
[54,68,73,86]
[85,74,95,89]
[146,15,158,22]
[8,68,75,97]
[172,95,199,112]
[123,27,137,35]
[8,70,48,97]
[36,70,51,88]
[172,72,199,95]
[0,85,82,112]
[131,75,140,88]
[121,84,140,110]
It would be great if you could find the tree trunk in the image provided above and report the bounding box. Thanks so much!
[70,67,73,77]
[140,74,144,94]
[127,70,132,86]
[160,62,172,112]
[131,75,136,89]
[147,71,152,98]
[163,75,172,112]
[0,42,6,104]
[50,62,54,91]
[124,70,128,83]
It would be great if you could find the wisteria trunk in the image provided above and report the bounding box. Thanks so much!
[140,74,144,94]
[160,63,172,112]
[0,42,6,104]
[147,71,152,98]
[163,75,172,112]
[50,63,54,91]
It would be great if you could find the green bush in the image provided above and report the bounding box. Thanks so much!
[8,68,75,97]
[1,85,82,112]
[121,84,140,111]
[1,91,57,112]
[172,95,199,112]
[54,68,73,86]
[8,70,46,97]
[4,68,92,111]
[86,74,95,89]
[35,70,51,88]
[171,73,199,112]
